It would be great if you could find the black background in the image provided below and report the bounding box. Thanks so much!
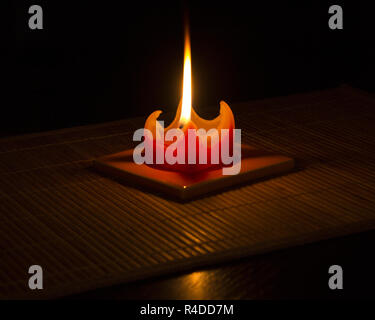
[2,1,372,136]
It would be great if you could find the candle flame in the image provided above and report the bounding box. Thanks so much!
[180,29,192,125]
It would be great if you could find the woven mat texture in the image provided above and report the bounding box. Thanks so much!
[1,86,375,298]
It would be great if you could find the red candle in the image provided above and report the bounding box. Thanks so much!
[143,28,235,173]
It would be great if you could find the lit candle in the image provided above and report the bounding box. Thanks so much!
[143,28,235,173]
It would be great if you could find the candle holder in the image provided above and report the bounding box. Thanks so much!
[93,144,294,201]
[93,27,294,199]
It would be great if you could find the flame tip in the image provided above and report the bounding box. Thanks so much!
[180,27,192,124]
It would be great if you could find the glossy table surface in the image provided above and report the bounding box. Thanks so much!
[69,230,375,299]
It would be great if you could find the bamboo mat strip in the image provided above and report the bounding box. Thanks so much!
[0,86,375,299]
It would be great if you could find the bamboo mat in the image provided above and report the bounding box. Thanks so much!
[1,86,375,299]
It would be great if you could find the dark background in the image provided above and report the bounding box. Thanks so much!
[2,1,372,136]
